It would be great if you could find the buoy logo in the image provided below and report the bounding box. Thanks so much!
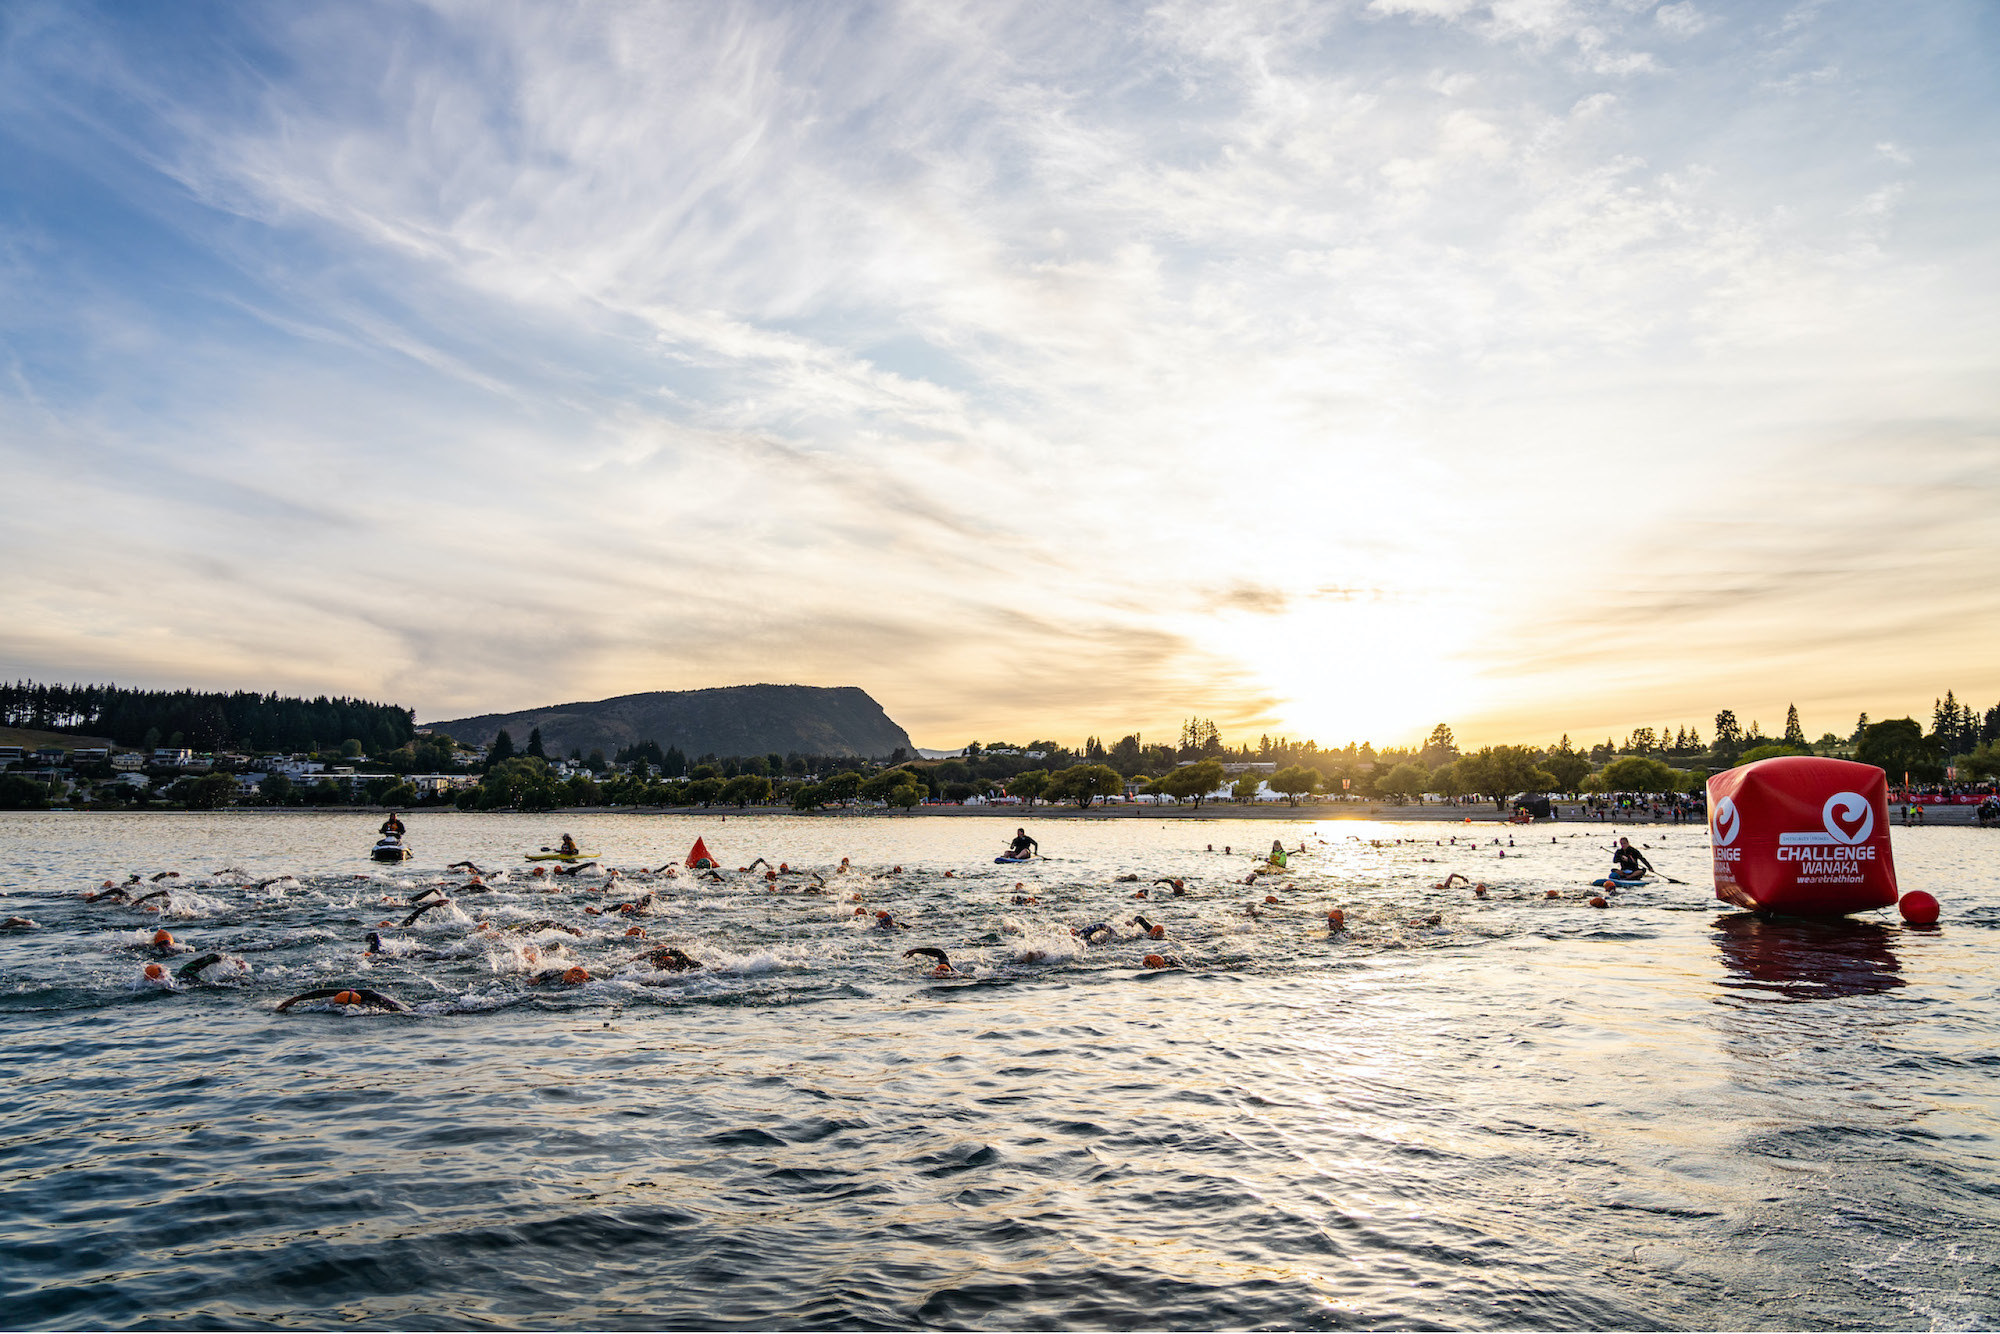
[1775,790,1876,856]
[1821,792,1873,845]
[1712,797,1740,847]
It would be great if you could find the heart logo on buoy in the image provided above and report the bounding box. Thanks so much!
[1712,797,1740,847]
[1822,792,1872,845]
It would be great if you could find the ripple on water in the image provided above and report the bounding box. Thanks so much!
[2,812,1998,1329]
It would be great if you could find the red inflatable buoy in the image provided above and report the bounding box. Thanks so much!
[1708,756,1898,915]
[1898,890,1940,926]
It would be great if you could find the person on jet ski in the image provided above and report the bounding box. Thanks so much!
[1005,829,1038,860]
[379,812,406,838]
[1610,837,1655,879]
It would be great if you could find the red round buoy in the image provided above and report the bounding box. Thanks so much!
[1898,890,1940,926]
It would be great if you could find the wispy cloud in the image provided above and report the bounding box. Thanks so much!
[0,0,1994,747]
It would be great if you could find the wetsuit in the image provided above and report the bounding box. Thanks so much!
[1007,834,1037,858]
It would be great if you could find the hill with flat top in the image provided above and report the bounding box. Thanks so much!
[426,684,913,761]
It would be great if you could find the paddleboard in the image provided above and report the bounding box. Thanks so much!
[525,851,597,862]
[1591,875,1647,889]
[995,855,1033,864]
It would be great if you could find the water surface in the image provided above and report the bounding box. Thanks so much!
[2,812,1994,1329]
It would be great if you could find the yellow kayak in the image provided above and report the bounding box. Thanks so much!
[524,851,598,862]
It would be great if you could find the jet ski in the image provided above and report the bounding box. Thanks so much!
[371,836,412,863]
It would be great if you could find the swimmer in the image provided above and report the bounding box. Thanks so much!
[448,861,484,875]
[1326,909,1345,932]
[529,966,593,986]
[129,888,172,909]
[1129,915,1167,940]
[1435,873,1470,889]
[698,869,724,883]
[1408,913,1442,928]
[1,916,36,930]
[84,885,133,904]
[745,857,771,871]
[1011,894,1039,906]
[871,910,908,931]
[150,871,180,882]
[553,861,599,877]
[175,952,244,982]
[647,863,684,877]
[400,898,454,927]
[1473,883,1488,899]
[1131,887,1148,899]
[406,885,451,905]
[1153,878,1187,895]
[903,947,958,977]
[637,945,701,972]
[501,919,583,936]
[137,928,189,956]
[612,893,656,916]
[277,987,410,1013]
[1075,922,1116,944]
[1114,873,1140,883]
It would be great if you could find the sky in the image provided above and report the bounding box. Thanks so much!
[1,0,1996,752]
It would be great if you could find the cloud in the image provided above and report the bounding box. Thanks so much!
[0,0,1994,749]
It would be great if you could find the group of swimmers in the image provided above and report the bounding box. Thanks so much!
[57,820,1677,1012]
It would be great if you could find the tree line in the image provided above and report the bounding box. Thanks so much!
[1,679,415,755]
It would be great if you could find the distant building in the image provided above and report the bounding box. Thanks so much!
[0,746,23,767]
[409,773,477,796]
[71,748,109,765]
[153,747,193,766]
[110,752,144,771]
[32,746,68,767]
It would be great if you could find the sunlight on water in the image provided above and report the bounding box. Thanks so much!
[1,811,1996,1329]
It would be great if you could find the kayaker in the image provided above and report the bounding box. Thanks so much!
[1610,837,1655,879]
[558,833,580,856]
[1006,829,1038,860]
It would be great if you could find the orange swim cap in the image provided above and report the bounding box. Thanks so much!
[1545,889,1561,899]
[1142,954,1167,969]
[563,967,590,985]
[1148,925,1165,939]
[152,929,173,945]
[1588,896,1608,909]
[625,925,646,937]
[1327,909,1345,929]
[1264,895,1278,904]
[334,990,359,1005]
[143,963,165,980]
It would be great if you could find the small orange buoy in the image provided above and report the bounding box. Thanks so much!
[143,963,165,980]
[152,929,174,945]
[1899,890,1941,925]
[1142,953,1167,969]
[1588,896,1608,909]
[563,967,590,984]
[625,925,645,937]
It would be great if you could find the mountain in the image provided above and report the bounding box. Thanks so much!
[425,684,914,761]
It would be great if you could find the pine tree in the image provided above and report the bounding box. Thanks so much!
[1784,704,1806,746]
[525,727,546,759]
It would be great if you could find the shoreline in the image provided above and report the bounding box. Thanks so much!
[28,803,1985,825]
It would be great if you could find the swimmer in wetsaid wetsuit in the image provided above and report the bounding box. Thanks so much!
[276,987,410,1013]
